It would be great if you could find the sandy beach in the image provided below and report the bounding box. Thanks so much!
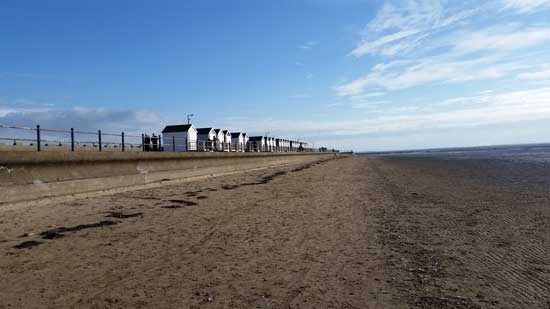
[1,156,549,308]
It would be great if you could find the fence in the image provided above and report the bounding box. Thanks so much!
[0,124,144,152]
[0,124,319,153]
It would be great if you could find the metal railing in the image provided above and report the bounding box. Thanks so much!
[0,124,143,152]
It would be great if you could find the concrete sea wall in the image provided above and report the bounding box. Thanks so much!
[0,152,336,205]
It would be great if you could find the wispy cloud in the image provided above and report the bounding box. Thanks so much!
[350,0,481,58]
[289,93,311,99]
[501,0,550,13]
[299,41,319,50]
[336,54,530,95]
[244,87,550,137]
[0,102,163,135]
[338,0,550,97]
[350,29,420,57]
[349,92,386,101]
[517,68,550,80]
[452,25,550,55]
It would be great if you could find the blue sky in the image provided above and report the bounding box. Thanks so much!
[1,0,550,151]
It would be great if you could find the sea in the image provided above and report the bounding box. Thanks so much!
[362,143,550,165]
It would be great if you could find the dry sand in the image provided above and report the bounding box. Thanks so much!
[1,156,549,308]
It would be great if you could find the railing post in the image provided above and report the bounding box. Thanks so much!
[141,134,145,152]
[36,125,41,152]
[98,130,102,152]
[121,132,125,152]
[70,128,75,152]
[172,136,176,152]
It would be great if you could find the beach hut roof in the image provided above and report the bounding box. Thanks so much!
[196,128,214,134]
[231,132,242,137]
[162,124,194,133]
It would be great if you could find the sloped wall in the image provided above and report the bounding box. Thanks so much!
[0,152,336,205]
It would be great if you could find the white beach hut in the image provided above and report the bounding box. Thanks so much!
[222,130,231,151]
[161,124,197,152]
[249,136,265,152]
[231,132,244,152]
[196,128,216,151]
[277,138,284,152]
[242,133,249,152]
[214,129,224,151]
[266,137,272,152]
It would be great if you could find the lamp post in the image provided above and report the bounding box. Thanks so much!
[187,114,194,125]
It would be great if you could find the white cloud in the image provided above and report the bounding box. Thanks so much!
[289,93,311,99]
[299,41,319,50]
[239,87,550,139]
[351,0,481,58]
[366,0,444,33]
[339,18,550,96]
[0,105,163,136]
[340,0,550,96]
[350,29,420,57]
[0,98,52,117]
[452,26,550,55]
[336,54,529,95]
[517,68,550,80]
[501,0,550,13]
[349,92,386,101]
[350,100,390,109]
[326,102,346,108]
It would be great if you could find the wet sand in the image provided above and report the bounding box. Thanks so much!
[1,156,549,308]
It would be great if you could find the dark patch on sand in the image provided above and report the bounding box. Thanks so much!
[221,171,289,190]
[221,184,240,190]
[162,200,198,208]
[39,221,119,240]
[105,211,143,219]
[196,196,208,200]
[185,190,204,197]
[290,162,320,173]
[14,240,43,249]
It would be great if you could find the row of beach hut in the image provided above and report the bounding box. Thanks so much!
[161,124,312,153]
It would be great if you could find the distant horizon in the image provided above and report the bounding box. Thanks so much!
[357,141,550,154]
[2,0,550,151]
